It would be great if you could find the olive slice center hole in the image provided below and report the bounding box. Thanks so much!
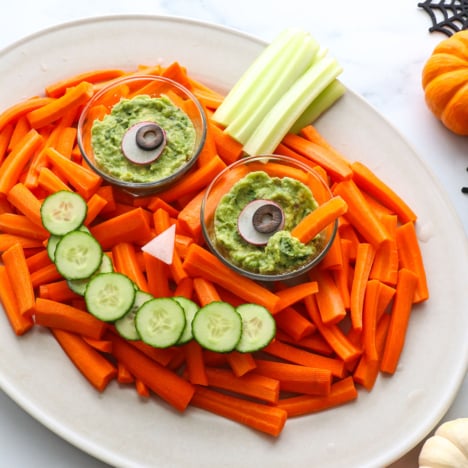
[253,204,283,233]
[136,123,164,150]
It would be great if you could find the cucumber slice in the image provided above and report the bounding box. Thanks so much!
[192,301,242,353]
[47,225,91,262]
[85,272,136,321]
[67,253,113,296]
[54,230,103,280]
[135,297,186,348]
[115,290,153,340]
[41,191,88,236]
[235,303,276,353]
[173,296,199,345]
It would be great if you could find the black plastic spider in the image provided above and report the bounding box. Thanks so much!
[418,0,468,36]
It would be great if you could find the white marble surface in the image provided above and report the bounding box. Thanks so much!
[0,1,466,467]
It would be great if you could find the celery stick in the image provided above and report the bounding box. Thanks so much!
[289,79,346,134]
[212,28,306,127]
[243,56,343,156]
[225,33,319,144]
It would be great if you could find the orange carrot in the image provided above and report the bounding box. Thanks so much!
[278,376,358,417]
[37,166,71,193]
[6,183,43,227]
[30,263,61,288]
[0,123,14,164]
[350,243,376,331]
[45,68,125,98]
[273,281,319,313]
[182,243,280,311]
[26,249,52,272]
[143,252,171,298]
[193,277,221,305]
[160,155,226,203]
[254,358,331,396]
[90,208,153,250]
[0,96,54,132]
[276,330,334,356]
[362,279,382,362]
[183,340,209,386]
[112,242,149,292]
[27,81,94,128]
[81,336,113,354]
[312,269,347,325]
[351,161,417,223]
[197,119,219,166]
[84,192,108,226]
[333,179,391,247]
[319,229,343,270]
[190,386,287,437]
[161,61,193,90]
[395,222,429,303]
[0,266,34,335]
[275,306,316,342]
[8,116,31,152]
[291,195,347,245]
[282,132,352,181]
[34,297,107,340]
[46,147,102,199]
[117,362,134,384]
[0,213,48,240]
[135,379,150,398]
[226,351,257,377]
[380,268,419,374]
[304,295,361,363]
[263,339,345,379]
[1,243,36,315]
[210,124,244,165]
[204,367,280,404]
[0,234,43,252]
[108,332,195,411]
[38,280,80,303]
[51,328,116,392]
[54,126,77,158]
[173,276,194,299]
[0,129,43,194]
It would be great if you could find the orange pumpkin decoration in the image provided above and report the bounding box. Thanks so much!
[422,30,468,135]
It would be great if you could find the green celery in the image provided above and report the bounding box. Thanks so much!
[212,28,306,127]
[289,80,346,134]
[224,33,319,144]
[243,56,343,156]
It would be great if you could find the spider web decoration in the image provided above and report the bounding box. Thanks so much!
[418,0,468,36]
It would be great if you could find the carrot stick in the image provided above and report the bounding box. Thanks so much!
[90,208,153,250]
[304,295,361,363]
[183,340,209,386]
[312,269,347,325]
[204,367,280,404]
[26,249,52,272]
[143,252,171,298]
[0,123,14,164]
[362,279,382,362]
[0,97,54,132]
[190,386,287,437]
[263,339,345,379]
[333,179,391,247]
[51,328,116,392]
[173,277,194,299]
[273,281,319,313]
[160,155,226,203]
[226,351,257,377]
[6,183,43,227]
[0,266,34,335]
[54,126,77,158]
[395,222,429,303]
[82,336,113,354]
[34,297,107,340]
[275,330,334,356]
[350,243,376,331]
[0,129,43,194]
[112,242,149,292]
[45,68,125,98]
[291,195,347,245]
[30,263,61,288]
[182,243,280,311]
[27,81,94,128]
[1,243,36,315]
[197,120,219,166]
[210,124,244,165]
[254,359,331,396]
[37,166,71,193]
[46,147,102,199]
[38,280,80,303]
[8,116,31,152]
[282,132,352,181]
[351,161,417,223]
[135,379,150,398]
[117,362,134,384]
[319,229,343,270]
[0,234,43,252]
[193,277,221,305]
[380,268,419,374]
[0,213,49,240]
[277,376,358,417]
[108,332,195,411]
[161,61,193,90]
[274,306,316,342]
[84,193,108,226]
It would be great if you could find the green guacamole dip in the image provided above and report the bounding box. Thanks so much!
[214,171,323,275]
[91,94,196,183]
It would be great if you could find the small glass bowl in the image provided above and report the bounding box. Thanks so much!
[201,154,337,282]
[77,75,206,197]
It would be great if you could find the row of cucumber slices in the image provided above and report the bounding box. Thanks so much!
[40,190,276,353]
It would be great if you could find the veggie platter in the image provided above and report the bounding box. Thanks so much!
[0,15,467,468]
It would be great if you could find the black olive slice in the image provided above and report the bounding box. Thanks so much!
[121,121,166,165]
[237,199,285,246]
